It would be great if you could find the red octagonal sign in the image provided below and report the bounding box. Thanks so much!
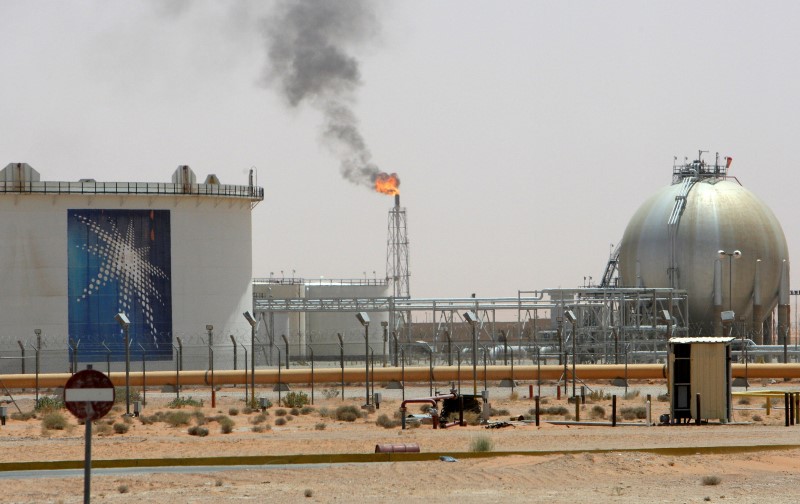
[63,369,115,422]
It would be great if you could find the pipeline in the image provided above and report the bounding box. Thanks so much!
[3,363,799,390]
[399,392,458,430]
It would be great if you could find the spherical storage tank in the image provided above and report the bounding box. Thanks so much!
[618,161,789,338]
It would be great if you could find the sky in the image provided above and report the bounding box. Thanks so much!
[1,1,798,300]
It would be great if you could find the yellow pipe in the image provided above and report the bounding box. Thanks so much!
[1,363,797,390]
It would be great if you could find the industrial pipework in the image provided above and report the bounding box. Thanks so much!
[3,363,800,390]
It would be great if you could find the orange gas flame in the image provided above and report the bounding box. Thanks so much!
[374,172,400,195]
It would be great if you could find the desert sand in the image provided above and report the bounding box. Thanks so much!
[2,380,800,503]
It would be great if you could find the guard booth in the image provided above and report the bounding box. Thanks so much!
[668,337,733,424]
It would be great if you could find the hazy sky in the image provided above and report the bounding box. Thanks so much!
[1,1,797,299]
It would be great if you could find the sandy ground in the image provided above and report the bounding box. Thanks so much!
[2,379,800,503]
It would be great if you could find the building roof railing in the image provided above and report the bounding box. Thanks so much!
[0,180,264,202]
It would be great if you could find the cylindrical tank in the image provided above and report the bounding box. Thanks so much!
[618,178,789,336]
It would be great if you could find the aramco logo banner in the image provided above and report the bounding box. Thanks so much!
[68,209,172,362]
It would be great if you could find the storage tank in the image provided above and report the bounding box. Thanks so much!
[0,163,264,372]
[617,157,790,339]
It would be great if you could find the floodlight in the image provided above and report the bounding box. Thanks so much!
[115,312,130,328]
[356,312,370,326]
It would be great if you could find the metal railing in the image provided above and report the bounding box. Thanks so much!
[0,180,264,201]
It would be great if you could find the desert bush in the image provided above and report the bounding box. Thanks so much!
[188,426,209,437]
[537,406,568,416]
[165,411,191,427]
[275,408,288,417]
[251,413,269,425]
[290,407,300,416]
[318,407,331,418]
[752,414,763,422]
[118,485,130,494]
[491,408,510,417]
[623,389,641,400]
[35,395,64,413]
[243,406,255,415]
[702,475,721,486]
[620,406,646,420]
[509,390,519,401]
[590,405,606,419]
[252,425,265,433]
[41,412,67,431]
[113,422,130,434]
[228,408,239,416]
[463,411,481,426]
[304,489,313,498]
[218,416,235,434]
[589,389,608,402]
[737,397,751,405]
[11,411,36,421]
[122,414,133,424]
[657,393,670,402]
[282,391,309,408]
[315,422,326,430]
[274,417,287,426]
[114,387,141,404]
[539,397,550,404]
[166,396,203,408]
[321,388,340,399]
[300,406,314,415]
[335,405,362,422]
[469,435,494,452]
[94,423,113,436]
[376,414,399,428]
[286,415,294,421]
[419,404,433,413]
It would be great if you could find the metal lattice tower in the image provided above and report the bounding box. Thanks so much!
[386,195,410,299]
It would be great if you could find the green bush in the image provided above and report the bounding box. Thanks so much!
[290,407,300,416]
[41,412,67,430]
[275,408,288,417]
[113,422,130,434]
[300,406,314,415]
[282,391,310,408]
[469,435,494,452]
[228,408,239,416]
[166,396,203,408]
[275,417,287,426]
[35,395,64,413]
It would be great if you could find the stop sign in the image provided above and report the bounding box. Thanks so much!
[63,369,115,422]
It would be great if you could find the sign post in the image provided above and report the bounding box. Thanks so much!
[64,367,115,504]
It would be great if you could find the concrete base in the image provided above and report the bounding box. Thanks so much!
[499,379,517,387]
[385,381,404,389]
[611,377,628,387]
[272,383,290,392]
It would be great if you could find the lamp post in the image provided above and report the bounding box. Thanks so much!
[356,312,370,406]
[565,310,578,398]
[381,321,388,367]
[33,329,41,406]
[243,311,258,406]
[718,249,742,334]
[114,312,131,416]
[464,311,478,396]
[205,324,214,371]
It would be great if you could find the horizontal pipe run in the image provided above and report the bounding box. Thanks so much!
[2,363,799,390]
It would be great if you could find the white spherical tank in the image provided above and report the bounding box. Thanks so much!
[618,176,789,337]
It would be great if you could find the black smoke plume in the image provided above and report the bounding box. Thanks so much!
[263,0,394,191]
